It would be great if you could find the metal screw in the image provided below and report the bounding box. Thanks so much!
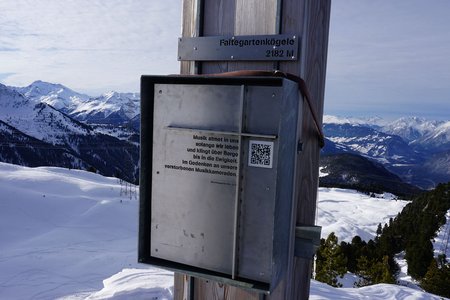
[231,55,234,59]
[194,47,197,50]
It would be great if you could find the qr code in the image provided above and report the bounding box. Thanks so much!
[248,140,274,168]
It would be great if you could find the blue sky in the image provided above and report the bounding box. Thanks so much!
[0,0,449,120]
[326,0,450,120]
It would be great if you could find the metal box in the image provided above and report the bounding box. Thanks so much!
[139,75,303,293]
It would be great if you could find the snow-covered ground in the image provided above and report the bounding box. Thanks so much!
[433,210,450,262]
[317,187,409,242]
[309,280,442,300]
[0,163,171,299]
[395,252,423,291]
[0,162,447,299]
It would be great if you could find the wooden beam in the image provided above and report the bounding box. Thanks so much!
[201,0,235,74]
[180,0,202,75]
[281,1,331,298]
[229,0,279,72]
[177,0,331,299]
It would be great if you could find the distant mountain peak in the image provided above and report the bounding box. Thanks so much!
[322,115,450,189]
[382,116,442,143]
[26,80,72,97]
[31,79,64,87]
[103,91,118,99]
[101,91,139,103]
[0,82,30,108]
[76,91,140,122]
[15,81,91,111]
[323,115,385,127]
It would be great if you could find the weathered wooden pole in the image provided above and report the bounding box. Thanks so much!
[176,0,331,299]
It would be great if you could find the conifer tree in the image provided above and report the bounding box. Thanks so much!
[421,258,450,298]
[355,256,372,287]
[377,255,396,284]
[316,232,348,287]
[356,255,396,286]
[376,223,383,237]
[406,237,433,278]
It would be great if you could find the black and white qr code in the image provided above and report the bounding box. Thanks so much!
[248,140,274,168]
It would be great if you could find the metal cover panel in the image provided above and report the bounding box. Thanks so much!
[237,86,281,283]
[153,84,242,132]
[151,84,242,274]
[139,76,301,292]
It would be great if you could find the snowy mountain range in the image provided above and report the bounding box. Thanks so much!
[322,115,450,189]
[2,80,450,189]
[0,82,139,183]
[15,80,140,126]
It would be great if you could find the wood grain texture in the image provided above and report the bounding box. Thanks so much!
[176,0,200,297]
[201,0,236,74]
[234,0,277,34]
[176,0,330,299]
[180,0,201,75]
[194,279,262,300]
[286,0,331,298]
[227,0,279,72]
[278,0,306,75]
[174,274,189,300]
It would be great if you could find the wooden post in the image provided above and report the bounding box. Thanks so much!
[176,0,331,299]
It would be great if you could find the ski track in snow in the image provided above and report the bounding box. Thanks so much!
[0,162,447,299]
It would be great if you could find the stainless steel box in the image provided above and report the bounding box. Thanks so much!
[139,75,302,293]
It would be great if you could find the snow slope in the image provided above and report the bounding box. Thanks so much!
[0,83,90,144]
[0,163,171,299]
[61,269,173,300]
[317,188,409,242]
[309,280,442,300]
[434,210,450,261]
[0,163,446,299]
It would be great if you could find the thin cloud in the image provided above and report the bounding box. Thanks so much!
[0,0,181,93]
[0,73,16,81]
[0,47,19,51]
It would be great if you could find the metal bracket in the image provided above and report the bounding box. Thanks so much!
[294,225,322,259]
